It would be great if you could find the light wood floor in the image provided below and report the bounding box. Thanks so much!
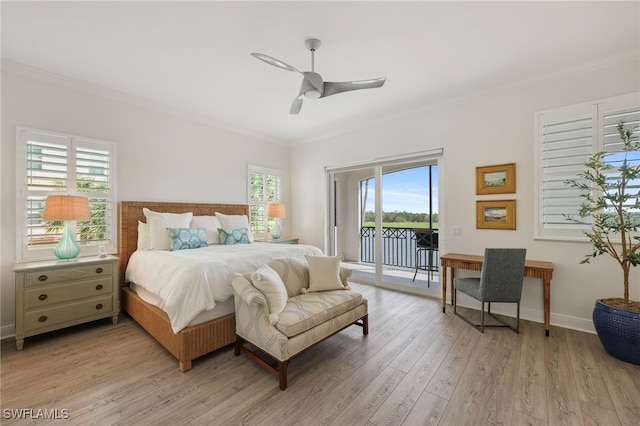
[2,282,639,425]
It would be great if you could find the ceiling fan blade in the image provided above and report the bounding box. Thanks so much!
[290,95,304,115]
[290,81,306,115]
[321,77,387,98]
[251,53,299,73]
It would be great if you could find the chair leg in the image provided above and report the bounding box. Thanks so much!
[455,297,520,334]
[454,294,485,333]
[453,288,457,314]
[486,302,521,333]
[427,249,432,287]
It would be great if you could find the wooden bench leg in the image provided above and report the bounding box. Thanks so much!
[362,315,369,335]
[234,334,243,356]
[278,360,289,390]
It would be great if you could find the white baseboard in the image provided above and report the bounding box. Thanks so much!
[454,300,596,335]
[1,323,16,341]
[550,312,596,334]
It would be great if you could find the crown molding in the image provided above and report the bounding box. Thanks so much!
[1,60,291,146]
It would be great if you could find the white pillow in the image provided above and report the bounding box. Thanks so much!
[304,255,349,293]
[137,221,150,250]
[215,212,254,242]
[190,215,221,244]
[251,264,288,325]
[143,208,193,250]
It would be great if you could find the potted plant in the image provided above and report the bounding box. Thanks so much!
[565,121,640,365]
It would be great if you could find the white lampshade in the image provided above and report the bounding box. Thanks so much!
[268,203,286,219]
[43,195,91,221]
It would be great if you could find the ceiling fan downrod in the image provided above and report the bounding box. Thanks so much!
[305,39,321,72]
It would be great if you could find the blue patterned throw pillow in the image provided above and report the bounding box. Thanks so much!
[218,227,251,245]
[166,227,208,250]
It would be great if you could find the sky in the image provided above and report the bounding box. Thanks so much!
[362,165,439,213]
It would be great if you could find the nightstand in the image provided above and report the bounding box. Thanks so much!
[258,238,299,244]
[13,255,120,350]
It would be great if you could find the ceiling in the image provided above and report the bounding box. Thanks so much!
[2,1,639,145]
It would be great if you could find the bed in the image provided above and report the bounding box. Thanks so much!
[118,201,322,371]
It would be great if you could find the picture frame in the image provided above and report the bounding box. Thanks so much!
[476,163,516,195]
[476,200,516,230]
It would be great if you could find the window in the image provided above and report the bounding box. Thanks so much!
[248,165,281,235]
[16,127,117,260]
[534,93,640,240]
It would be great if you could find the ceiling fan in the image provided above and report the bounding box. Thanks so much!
[251,39,387,115]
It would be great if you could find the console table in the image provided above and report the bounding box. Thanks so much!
[440,253,554,336]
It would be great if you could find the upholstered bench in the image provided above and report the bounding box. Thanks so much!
[230,256,369,390]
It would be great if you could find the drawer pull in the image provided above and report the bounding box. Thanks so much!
[96,284,103,291]
[95,267,103,274]
[38,315,48,323]
[38,294,48,301]
[96,303,103,310]
[38,275,48,282]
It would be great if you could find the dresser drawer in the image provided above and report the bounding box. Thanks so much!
[23,277,113,309]
[24,263,113,287]
[24,296,113,332]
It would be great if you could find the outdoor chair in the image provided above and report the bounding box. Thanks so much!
[412,229,439,286]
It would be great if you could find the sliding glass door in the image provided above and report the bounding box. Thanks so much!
[326,150,442,296]
[379,163,439,291]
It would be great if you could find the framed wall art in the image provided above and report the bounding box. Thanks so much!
[476,163,516,195]
[476,200,516,230]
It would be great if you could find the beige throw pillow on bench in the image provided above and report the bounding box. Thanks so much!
[251,264,288,325]
[303,255,351,293]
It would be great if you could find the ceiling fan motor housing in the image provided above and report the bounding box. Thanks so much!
[305,39,321,51]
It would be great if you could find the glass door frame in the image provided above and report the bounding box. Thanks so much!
[325,149,443,294]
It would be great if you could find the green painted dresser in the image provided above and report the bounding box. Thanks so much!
[13,255,119,350]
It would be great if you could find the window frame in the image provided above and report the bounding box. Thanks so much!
[16,127,118,261]
[534,92,640,241]
[247,165,281,237]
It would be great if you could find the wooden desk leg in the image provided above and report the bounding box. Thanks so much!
[544,278,551,336]
[441,264,447,313]
[451,268,456,308]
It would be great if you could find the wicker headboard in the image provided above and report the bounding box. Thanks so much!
[118,201,249,287]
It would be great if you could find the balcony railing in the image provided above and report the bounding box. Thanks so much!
[360,226,439,270]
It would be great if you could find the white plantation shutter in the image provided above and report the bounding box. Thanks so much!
[248,165,281,235]
[603,107,640,211]
[538,111,595,237]
[603,108,640,161]
[24,133,71,249]
[17,128,117,260]
[535,93,640,240]
[76,142,112,244]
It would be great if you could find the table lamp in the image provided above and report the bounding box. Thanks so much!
[43,195,91,260]
[267,203,286,240]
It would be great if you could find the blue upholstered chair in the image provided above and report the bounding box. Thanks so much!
[453,248,527,333]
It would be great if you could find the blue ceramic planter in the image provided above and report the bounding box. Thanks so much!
[593,299,640,365]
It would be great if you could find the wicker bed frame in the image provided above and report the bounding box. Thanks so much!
[118,201,249,372]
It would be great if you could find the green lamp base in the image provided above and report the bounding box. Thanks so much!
[53,221,81,260]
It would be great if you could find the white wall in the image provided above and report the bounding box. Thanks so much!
[291,55,640,333]
[0,67,290,337]
[3,56,639,338]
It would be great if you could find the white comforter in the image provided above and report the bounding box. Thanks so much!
[125,242,323,333]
